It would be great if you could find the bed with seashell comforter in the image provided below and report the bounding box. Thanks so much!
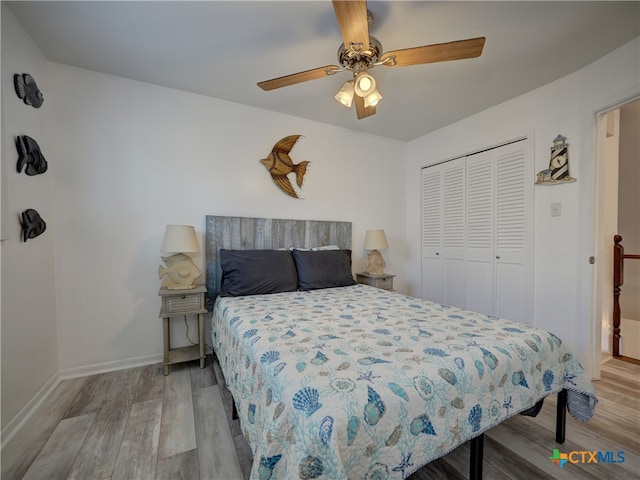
[211,284,597,480]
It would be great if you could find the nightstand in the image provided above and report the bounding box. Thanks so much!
[158,284,208,375]
[356,272,395,291]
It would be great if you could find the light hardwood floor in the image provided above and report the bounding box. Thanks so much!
[2,357,638,480]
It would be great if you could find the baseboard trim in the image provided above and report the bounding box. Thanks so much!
[1,371,60,450]
[615,355,640,366]
[59,353,163,379]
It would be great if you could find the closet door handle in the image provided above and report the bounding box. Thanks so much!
[436,252,440,256]
[495,255,501,259]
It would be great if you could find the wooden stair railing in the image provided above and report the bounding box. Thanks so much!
[613,235,640,360]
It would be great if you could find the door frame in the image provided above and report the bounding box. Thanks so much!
[582,88,639,380]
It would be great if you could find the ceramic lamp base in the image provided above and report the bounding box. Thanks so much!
[365,249,386,276]
[158,253,202,290]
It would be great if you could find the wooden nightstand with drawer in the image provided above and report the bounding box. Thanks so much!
[158,284,207,375]
[356,272,395,291]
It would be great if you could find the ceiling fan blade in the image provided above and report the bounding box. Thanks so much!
[381,37,486,68]
[332,0,369,52]
[258,65,340,91]
[354,94,376,119]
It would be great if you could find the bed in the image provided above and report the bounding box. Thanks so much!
[206,216,597,480]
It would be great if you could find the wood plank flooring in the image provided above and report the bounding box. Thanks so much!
[2,357,637,480]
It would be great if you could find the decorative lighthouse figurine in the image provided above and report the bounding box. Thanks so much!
[536,134,576,185]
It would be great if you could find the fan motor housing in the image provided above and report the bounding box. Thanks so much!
[337,36,383,71]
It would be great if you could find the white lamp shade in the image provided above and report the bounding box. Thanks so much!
[364,229,389,250]
[160,225,200,253]
[364,89,382,108]
[335,80,354,107]
[354,72,376,97]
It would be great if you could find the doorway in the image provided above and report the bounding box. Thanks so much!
[595,98,640,368]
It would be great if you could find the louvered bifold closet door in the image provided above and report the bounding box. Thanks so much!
[441,158,467,308]
[421,158,466,307]
[493,141,530,324]
[466,152,495,316]
[421,139,532,324]
[421,165,444,303]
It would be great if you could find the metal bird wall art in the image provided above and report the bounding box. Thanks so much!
[260,135,310,199]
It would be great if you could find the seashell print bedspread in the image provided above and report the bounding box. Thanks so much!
[212,284,597,480]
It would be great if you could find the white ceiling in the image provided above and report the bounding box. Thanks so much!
[6,1,640,141]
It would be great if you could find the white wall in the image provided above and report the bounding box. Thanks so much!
[1,5,59,435]
[406,37,640,378]
[46,64,406,375]
[620,318,640,359]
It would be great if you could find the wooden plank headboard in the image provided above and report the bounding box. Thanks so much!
[205,216,352,299]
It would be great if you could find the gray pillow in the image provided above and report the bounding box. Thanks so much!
[292,249,355,291]
[220,249,298,296]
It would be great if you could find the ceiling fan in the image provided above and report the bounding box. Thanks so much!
[257,0,485,120]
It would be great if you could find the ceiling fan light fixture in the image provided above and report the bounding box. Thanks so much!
[364,89,382,108]
[334,80,355,107]
[257,3,486,122]
[354,72,376,97]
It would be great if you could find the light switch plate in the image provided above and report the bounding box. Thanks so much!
[551,202,562,217]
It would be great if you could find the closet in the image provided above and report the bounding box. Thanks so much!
[421,139,533,325]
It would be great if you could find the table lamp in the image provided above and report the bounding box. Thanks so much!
[364,229,389,275]
[158,225,202,290]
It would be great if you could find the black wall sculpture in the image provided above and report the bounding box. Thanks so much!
[20,209,47,242]
[14,73,44,108]
[16,135,48,175]
[14,73,48,244]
